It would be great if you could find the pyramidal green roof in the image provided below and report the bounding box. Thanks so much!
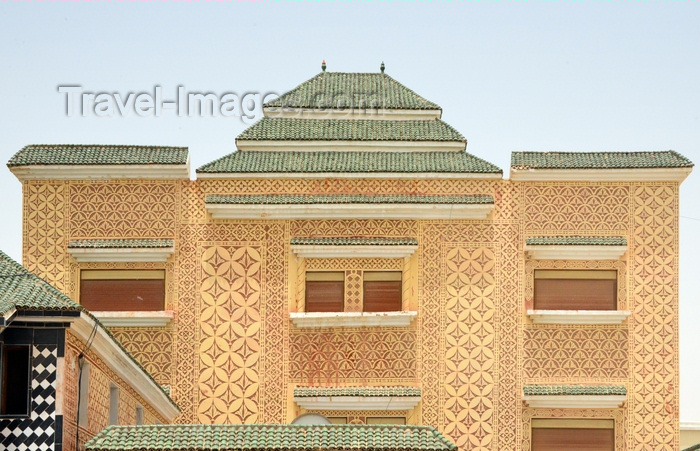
[197,151,501,174]
[264,72,441,110]
[0,249,81,317]
[7,145,189,167]
[86,424,457,451]
[511,151,693,170]
[236,118,464,142]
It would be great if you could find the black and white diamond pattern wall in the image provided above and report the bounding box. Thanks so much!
[0,345,58,451]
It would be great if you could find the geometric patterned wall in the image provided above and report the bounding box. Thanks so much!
[21,177,681,450]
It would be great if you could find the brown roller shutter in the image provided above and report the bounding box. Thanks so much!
[305,272,344,312]
[532,428,614,451]
[80,270,165,311]
[363,272,401,312]
[534,270,617,310]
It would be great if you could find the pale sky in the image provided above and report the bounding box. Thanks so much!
[1,1,699,420]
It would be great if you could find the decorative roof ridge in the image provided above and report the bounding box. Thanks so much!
[526,236,627,246]
[511,150,693,170]
[524,384,627,396]
[68,239,175,249]
[290,237,418,246]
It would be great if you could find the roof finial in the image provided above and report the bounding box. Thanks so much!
[322,60,327,72]
[380,61,385,74]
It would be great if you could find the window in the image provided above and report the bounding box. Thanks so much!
[534,270,617,310]
[366,417,406,425]
[531,419,613,451]
[305,272,344,312]
[109,383,119,425]
[135,405,144,425]
[0,345,30,416]
[80,270,165,311]
[78,360,90,427]
[363,272,402,312]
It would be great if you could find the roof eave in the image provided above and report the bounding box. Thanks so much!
[509,166,692,182]
[70,312,180,420]
[9,162,191,181]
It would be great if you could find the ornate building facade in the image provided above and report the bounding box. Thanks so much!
[7,67,694,451]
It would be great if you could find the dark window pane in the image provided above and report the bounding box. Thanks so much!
[1,345,30,416]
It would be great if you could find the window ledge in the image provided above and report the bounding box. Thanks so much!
[289,311,417,328]
[91,311,174,327]
[523,394,627,409]
[527,309,631,325]
[68,247,174,262]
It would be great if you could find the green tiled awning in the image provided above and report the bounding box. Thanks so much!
[236,118,464,142]
[524,385,626,396]
[294,387,421,398]
[68,239,175,249]
[206,194,494,205]
[525,236,627,246]
[264,72,441,110]
[511,151,693,170]
[291,238,417,247]
[0,250,81,317]
[7,145,189,166]
[86,424,457,451]
[197,151,501,174]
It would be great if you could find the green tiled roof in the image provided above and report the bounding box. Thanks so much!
[7,145,189,167]
[511,151,693,170]
[291,237,418,246]
[524,385,626,396]
[197,151,501,174]
[236,118,464,142]
[68,239,174,249]
[526,236,627,246]
[206,194,494,205]
[86,424,456,451]
[294,387,421,398]
[0,250,178,411]
[264,72,441,110]
[0,250,81,317]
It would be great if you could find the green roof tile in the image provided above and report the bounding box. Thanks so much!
[0,250,178,411]
[205,194,494,205]
[682,444,700,451]
[68,239,174,249]
[7,145,189,167]
[524,385,626,396]
[86,424,456,451]
[294,387,421,398]
[291,237,417,246]
[236,118,464,142]
[264,72,441,110]
[511,151,693,170]
[0,250,81,317]
[526,236,627,246]
[197,151,501,174]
